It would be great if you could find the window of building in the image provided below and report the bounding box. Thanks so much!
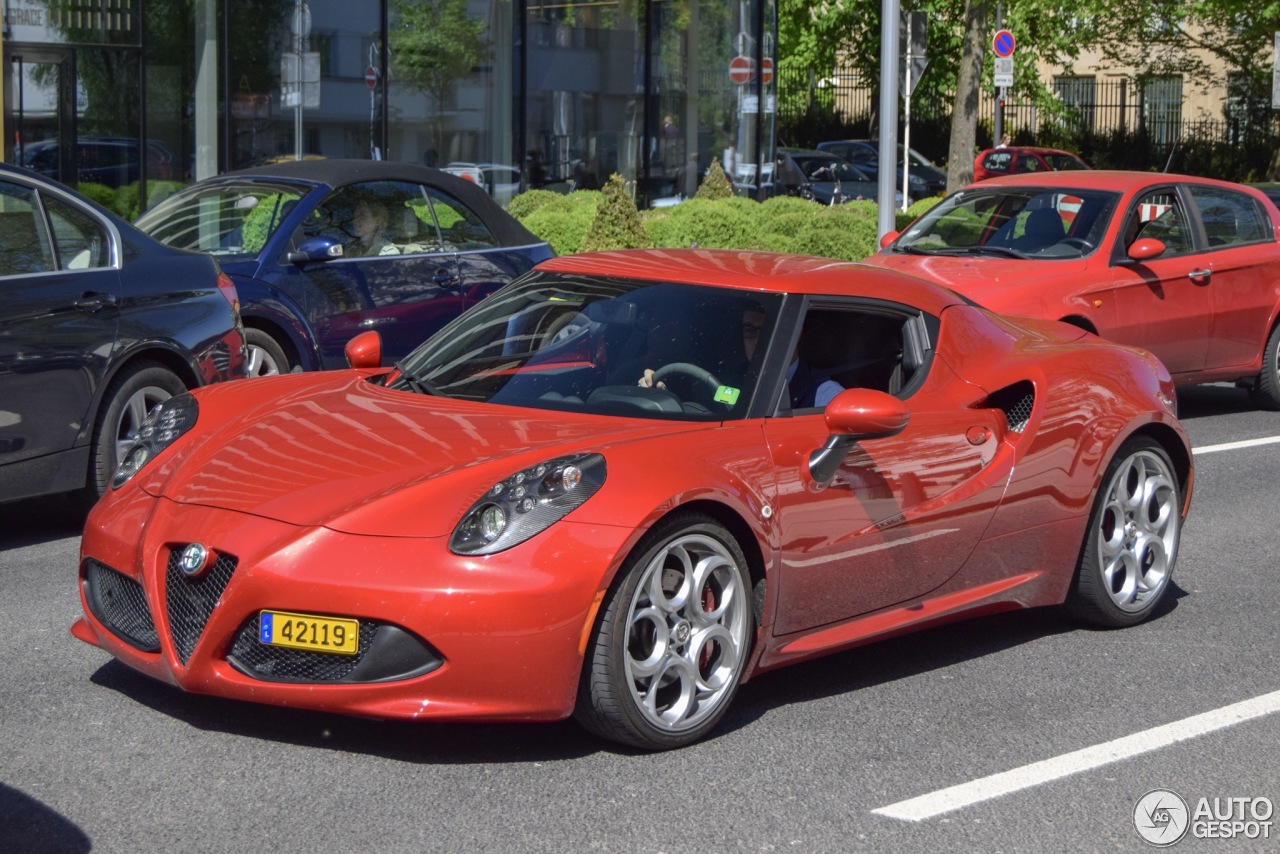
[1141,76,1182,146]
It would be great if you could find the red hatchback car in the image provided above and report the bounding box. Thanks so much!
[973,146,1090,181]
[869,171,1280,408]
[73,249,1191,750]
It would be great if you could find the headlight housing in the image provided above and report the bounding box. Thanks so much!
[450,453,606,555]
[112,393,198,489]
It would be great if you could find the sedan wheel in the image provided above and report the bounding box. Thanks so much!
[576,513,754,750]
[244,328,290,377]
[1066,437,1180,627]
[1249,322,1280,410]
[85,362,186,502]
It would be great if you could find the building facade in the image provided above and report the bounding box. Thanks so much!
[2,0,777,209]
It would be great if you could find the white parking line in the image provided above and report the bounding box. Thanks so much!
[1196,436,1280,455]
[873,689,1280,822]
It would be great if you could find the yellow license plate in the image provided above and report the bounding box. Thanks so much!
[259,610,359,655]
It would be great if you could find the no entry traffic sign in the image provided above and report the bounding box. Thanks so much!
[992,29,1015,58]
[729,56,755,85]
[366,65,379,89]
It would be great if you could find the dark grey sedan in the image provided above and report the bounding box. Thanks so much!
[0,163,245,505]
[135,160,554,375]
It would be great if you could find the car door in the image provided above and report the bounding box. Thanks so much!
[0,179,121,482]
[281,180,469,368]
[763,302,1013,635]
[1185,184,1279,372]
[1103,185,1211,376]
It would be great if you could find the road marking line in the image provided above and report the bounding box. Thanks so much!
[873,689,1280,822]
[1196,436,1280,454]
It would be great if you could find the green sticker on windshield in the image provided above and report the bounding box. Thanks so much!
[714,385,741,405]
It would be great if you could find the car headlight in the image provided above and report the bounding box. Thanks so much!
[908,174,927,188]
[112,394,198,489]
[450,453,606,555]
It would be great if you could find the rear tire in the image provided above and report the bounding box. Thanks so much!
[82,362,186,504]
[1065,437,1180,627]
[1249,323,1280,411]
[575,513,754,750]
[245,328,291,377]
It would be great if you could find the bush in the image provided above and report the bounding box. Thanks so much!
[581,173,651,252]
[694,161,734,201]
[896,196,941,233]
[758,200,879,260]
[118,180,186,220]
[75,183,118,212]
[642,196,764,250]
[505,189,564,221]
[518,190,602,255]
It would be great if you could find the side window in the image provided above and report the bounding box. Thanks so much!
[789,308,908,410]
[0,182,54,277]
[1190,186,1271,247]
[1121,191,1194,257]
[429,187,497,250]
[42,194,111,269]
[307,180,449,259]
[982,151,1013,174]
[1016,155,1047,173]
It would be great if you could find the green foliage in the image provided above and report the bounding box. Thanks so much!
[75,183,118,212]
[580,174,652,253]
[757,200,880,260]
[519,191,603,255]
[120,181,185,220]
[642,196,765,250]
[694,161,734,201]
[504,189,565,221]
[896,196,942,232]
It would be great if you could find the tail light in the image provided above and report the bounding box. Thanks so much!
[215,271,241,317]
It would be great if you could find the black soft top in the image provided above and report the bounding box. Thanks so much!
[226,158,542,247]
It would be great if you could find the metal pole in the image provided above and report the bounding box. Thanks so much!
[877,0,900,239]
[992,3,1003,145]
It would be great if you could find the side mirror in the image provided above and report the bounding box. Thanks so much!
[808,388,910,486]
[1126,237,1166,262]
[287,235,345,265]
[344,330,382,369]
[878,230,900,249]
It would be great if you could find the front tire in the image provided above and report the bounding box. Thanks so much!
[576,513,755,750]
[1249,322,1280,410]
[244,328,291,377]
[84,362,186,502]
[1065,437,1181,627]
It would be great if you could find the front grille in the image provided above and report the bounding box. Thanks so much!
[165,548,238,664]
[227,616,444,684]
[84,560,159,652]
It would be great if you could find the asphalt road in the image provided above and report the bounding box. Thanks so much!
[2,384,1278,853]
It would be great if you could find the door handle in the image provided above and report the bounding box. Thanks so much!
[1188,268,1211,285]
[73,292,118,312]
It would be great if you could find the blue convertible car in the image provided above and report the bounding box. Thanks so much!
[136,159,554,375]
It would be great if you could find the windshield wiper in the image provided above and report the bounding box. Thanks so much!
[394,361,443,396]
[955,245,1026,259]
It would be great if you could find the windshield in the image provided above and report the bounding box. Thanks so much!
[135,179,311,258]
[790,156,868,183]
[391,272,785,421]
[892,186,1120,259]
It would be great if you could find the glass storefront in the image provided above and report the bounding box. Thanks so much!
[3,0,775,211]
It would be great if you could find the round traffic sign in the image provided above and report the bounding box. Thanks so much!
[365,65,378,89]
[992,29,1015,58]
[729,56,755,85]
[761,57,774,85]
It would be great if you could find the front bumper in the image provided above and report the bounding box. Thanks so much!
[73,492,629,722]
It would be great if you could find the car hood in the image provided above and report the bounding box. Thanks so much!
[142,372,701,537]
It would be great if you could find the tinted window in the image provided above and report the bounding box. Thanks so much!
[1121,190,1194,257]
[1046,153,1088,171]
[0,183,54,277]
[43,194,111,269]
[136,179,307,258]
[981,151,1014,173]
[1190,186,1271,247]
[1016,155,1047,173]
[429,187,497,250]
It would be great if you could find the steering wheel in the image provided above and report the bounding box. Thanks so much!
[652,362,722,396]
[1057,237,1093,251]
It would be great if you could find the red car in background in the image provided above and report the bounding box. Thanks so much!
[73,248,1190,750]
[868,171,1280,408]
[973,146,1090,181]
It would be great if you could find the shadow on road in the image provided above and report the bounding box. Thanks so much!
[0,782,92,853]
[0,494,87,550]
[83,583,1187,760]
[1175,384,1257,420]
